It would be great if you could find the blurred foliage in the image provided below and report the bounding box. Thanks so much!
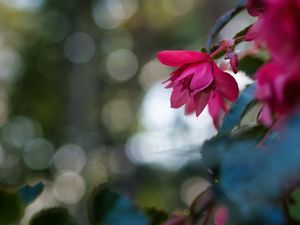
[0,189,24,225]
[29,208,78,225]
[238,55,265,77]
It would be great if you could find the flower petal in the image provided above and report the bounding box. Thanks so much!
[184,97,196,115]
[170,86,189,108]
[214,64,239,102]
[157,50,209,67]
[174,64,197,81]
[194,91,210,116]
[258,104,273,126]
[214,206,229,225]
[190,62,214,91]
[208,93,226,128]
[245,23,261,41]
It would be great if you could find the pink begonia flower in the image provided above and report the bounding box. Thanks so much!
[157,50,239,128]
[214,206,229,225]
[255,62,300,126]
[247,0,300,69]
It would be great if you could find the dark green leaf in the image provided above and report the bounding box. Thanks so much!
[231,125,268,142]
[289,188,300,222]
[29,207,78,225]
[0,189,24,225]
[200,47,207,53]
[18,182,44,205]
[88,185,149,225]
[233,25,251,39]
[143,207,169,225]
[220,84,255,133]
[238,55,265,77]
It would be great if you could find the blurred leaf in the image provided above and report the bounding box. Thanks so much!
[231,125,268,142]
[289,188,300,222]
[218,141,285,225]
[220,84,255,133]
[200,47,208,53]
[233,25,251,39]
[238,55,265,77]
[214,110,300,225]
[144,207,169,225]
[18,182,44,205]
[0,189,24,225]
[29,207,78,225]
[88,185,149,225]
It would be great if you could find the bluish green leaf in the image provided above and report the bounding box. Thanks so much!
[220,84,255,133]
[143,207,169,225]
[18,182,44,205]
[88,185,149,225]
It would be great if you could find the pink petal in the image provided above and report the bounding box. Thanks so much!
[214,206,229,225]
[190,62,214,91]
[258,104,273,126]
[245,23,260,41]
[208,93,226,128]
[163,66,188,88]
[273,74,287,102]
[213,64,239,102]
[170,87,189,108]
[230,53,238,74]
[184,97,196,115]
[194,91,210,116]
[174,64,197,81]
[157,50,209,67]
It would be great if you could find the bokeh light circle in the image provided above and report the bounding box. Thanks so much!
[53,144,86,173]
[106,49,138,81]
[64,32,96,64]
[54,172,86,204]
[23,138,55,170]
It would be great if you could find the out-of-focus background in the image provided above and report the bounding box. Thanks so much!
[0,0,254,224]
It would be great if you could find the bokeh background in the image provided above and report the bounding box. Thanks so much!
[0,0,254,224]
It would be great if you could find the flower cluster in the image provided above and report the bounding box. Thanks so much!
[157,0,300,128]
[247,0,300,125]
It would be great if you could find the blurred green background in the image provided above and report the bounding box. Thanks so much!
[0,0,250,224]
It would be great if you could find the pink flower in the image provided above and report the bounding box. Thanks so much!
[245,0,267,41]
[247,0,300,69]
[157,50,239,128]
[247,0,267,17]
[255,62,300,126]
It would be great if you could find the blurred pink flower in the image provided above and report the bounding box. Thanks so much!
[247,0,267,16]
[255,62,300,126]
[214,206,229,225]
[245,0,267,41]
[157,50,239,128]
[247,0,300,69]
